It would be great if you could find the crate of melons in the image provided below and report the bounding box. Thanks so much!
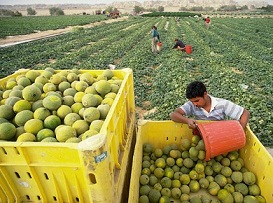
[129,120,273,203]
[0,68,136,203]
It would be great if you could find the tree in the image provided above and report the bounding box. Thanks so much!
[218,5,237,11]
[134,6,144,14]
[158,6,164,12]
[14,11,22,16]
[27,7,37,15]
[49,7,64,16]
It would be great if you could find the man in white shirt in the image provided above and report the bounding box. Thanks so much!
[170,81,250,130]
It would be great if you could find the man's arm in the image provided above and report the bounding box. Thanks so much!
[172,43,178,49]
[170,108,196,129]
[239,109,250,130]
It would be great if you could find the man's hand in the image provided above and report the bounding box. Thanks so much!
[187,119,197,129]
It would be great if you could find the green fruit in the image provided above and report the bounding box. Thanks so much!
[24,118,43,135]
[139,195,149,203]
[17,132,36,142]
[208,181,221,196]
[235,183,249,196]
[94,80,111,96]
[244,195,259,203]
[143,143,153,153]
[0,122,16,140]
[55,125,77,142]
[215,174,227,187]
[56,105,72,119]
[148,189,161,203]
[14,110,34,126]
[189,180,200,193]
[43,95,62,111]
[72,119,89,135]
[232,191,244,203]
[79,72,94,85]
[44,115,61,130]
[0,104,15,120]
[102,69,114,79]
[199,177,209,189]
[81,93,98,107]
[160,177,172,188]
[248,184,261,196]
[5,96,21,107]
[65,137,81,143]
[171,187,181,199]
[25,70,40,82]
[97,104,110,119]
[90,120,104,132]
[33,107,51,120]
[64,113,81,126]
[83,107,100,123]
[22,85,41,102]
[40,137,58,142]
[139,185,151,196]
[36,128,55,142]
[13,100,32,112]
[231,171,243,183]
[243,172,256,186]
[81,129,98,140]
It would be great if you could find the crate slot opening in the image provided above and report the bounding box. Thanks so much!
[1,147,7,154]
[89,173,96,184]
[27,172,32,178]
[15,172,20,178]
[44,173,49,180]
[14,147,20,154]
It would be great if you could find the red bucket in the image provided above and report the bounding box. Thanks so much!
[157,42,163,52]
[194,120,246,160]
[185,45,192,54]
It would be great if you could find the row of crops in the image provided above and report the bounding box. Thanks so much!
[0,15,108,39]
[0,16,273,146]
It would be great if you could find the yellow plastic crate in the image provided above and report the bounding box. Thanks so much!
[0,69,136,203]
[129,120,273,203]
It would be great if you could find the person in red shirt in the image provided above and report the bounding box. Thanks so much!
[205,16,211,30]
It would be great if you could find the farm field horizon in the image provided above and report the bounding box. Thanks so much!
[1,15,273,146]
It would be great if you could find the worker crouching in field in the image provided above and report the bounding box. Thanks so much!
[172,38,186,52]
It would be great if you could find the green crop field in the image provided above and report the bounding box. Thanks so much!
[1,15,273,146]
[0,15,108,39]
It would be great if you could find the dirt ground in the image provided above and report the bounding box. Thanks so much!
[0,16,129,47]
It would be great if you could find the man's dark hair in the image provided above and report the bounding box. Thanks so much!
[186,81,206,99]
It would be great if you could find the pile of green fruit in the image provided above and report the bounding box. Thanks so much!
[0,68,122,142]
[139,135,266,203]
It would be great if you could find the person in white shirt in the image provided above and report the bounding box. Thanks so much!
[170,81,250,130]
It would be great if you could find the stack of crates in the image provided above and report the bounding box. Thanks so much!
[0,68,135,203]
